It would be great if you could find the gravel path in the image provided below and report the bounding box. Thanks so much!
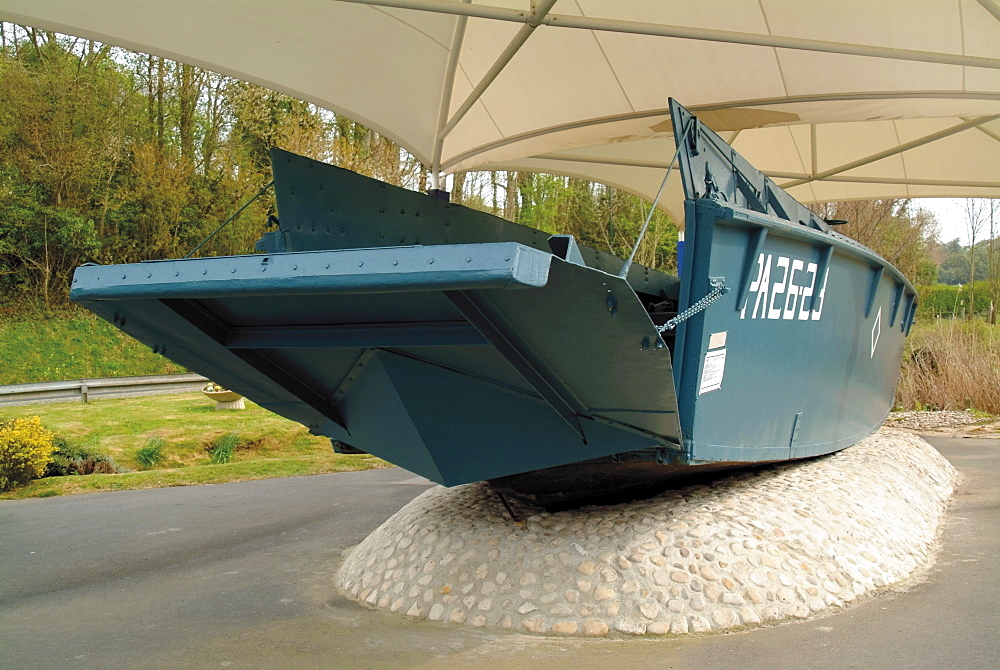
[884,410,991,431]
[338,429,956,637]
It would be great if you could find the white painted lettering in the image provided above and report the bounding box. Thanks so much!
[811,267,829,320]
[740,253,765,320]
[752,254,772,319]
[741,254,830,322]
[798,262,817,320]
[783,259,803,319]
[768,257,789,320]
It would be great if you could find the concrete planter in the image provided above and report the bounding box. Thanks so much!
[202,389,245,410]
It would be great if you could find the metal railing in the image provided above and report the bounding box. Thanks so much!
[0,373,209,407]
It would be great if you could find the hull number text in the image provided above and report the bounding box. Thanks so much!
[740,253,828,321]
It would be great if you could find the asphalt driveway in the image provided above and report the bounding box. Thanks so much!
[1,435,996,669]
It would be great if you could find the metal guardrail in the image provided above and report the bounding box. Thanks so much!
[0,373,210,407]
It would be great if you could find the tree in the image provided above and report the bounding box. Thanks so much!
[978,199,1000,323]
[810,200,938,284]
[964,199,986,319]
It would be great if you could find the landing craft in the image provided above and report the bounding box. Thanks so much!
[5,0,990,506]
[70,100,916,504]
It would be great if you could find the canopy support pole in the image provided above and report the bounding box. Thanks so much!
[336,0,1000,70]
[429,0,471,191]
[976,0,1000,23]
[781,115,1000,188]
[810,124,818,175]
[967,119,1000,144]
[436,0,557,142]
[440,90,1000,172]
[766,174,1000,189]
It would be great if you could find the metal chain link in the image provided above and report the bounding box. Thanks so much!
[657,278,729,332]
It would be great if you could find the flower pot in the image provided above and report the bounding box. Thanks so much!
[202,389,245,410]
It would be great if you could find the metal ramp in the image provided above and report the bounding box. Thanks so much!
[72,240,680,486]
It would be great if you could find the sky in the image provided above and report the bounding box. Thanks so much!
[914,198,995,246]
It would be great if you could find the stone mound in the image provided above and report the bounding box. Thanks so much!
[338,430,956,636]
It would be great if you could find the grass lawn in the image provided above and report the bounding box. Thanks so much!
[0,305,183,385]
[0,392,391,499]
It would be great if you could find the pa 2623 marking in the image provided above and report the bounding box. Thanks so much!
[740,253,828,321]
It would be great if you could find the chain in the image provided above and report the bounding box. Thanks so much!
[657,278,729,332]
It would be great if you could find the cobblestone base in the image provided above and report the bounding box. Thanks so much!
[338,430,957,636]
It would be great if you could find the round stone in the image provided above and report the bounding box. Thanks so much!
[522,616,547,633]
[690,616,712,632]
[517,602,538,615]
[583,619,609,636]
[712,609,739,629]
[549,603,572,616]
[593,586,614,601]
[616,618,646,635]
[551,620,578,635]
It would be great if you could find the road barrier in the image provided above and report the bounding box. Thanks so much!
[0,373,209,407]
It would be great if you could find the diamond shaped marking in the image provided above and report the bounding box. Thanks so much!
[871,306,882,358]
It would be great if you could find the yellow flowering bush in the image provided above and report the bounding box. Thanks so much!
[0,416,56,491]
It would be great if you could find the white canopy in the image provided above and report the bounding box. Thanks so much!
[2,0,998,222]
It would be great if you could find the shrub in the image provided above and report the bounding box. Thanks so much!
[897,317,1000,413]
[136,437,166,468]
[43,437,124,477]
[210,432,239,464]
[0,416,56,491]
[917,282,993,319]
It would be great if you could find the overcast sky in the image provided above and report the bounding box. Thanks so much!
[914,198,997,246]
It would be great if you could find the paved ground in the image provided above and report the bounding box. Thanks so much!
[1,435,997,669]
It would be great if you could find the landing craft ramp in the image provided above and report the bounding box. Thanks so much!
[71,238,683,486]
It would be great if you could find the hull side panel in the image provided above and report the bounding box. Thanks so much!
[675,200,913,462]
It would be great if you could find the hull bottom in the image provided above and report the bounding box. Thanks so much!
[491,457,791,511]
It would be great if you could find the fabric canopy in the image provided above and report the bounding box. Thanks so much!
[2,0,998,222]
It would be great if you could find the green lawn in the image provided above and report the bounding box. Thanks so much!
[0,392,390,499]
[0,306,183,385]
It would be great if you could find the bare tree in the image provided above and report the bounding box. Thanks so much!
[811,199,938,283]
[964,199,986,319]
[988,199,1000,324]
